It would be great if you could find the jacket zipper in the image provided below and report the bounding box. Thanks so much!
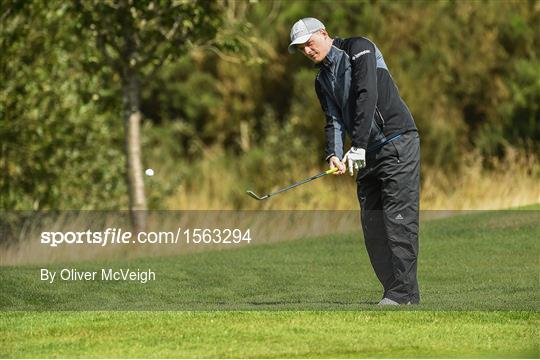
[375,106,385,129]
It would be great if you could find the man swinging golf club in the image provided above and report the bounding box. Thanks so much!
[289,18,420,305]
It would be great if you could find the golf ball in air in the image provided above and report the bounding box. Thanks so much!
[145,168,154,177]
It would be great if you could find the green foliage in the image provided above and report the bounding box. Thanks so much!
[0,2,126,210]
[73,0,223,82]
[147,0,538,170]
[1,0,538,210]
[1,0,225,210]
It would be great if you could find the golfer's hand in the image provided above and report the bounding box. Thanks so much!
[328,156,346,175]
[342,147,366,176]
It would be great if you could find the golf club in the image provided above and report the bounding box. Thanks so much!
[246,167,338,201]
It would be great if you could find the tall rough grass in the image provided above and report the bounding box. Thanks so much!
[166,146,539,210]
[4,148,536,266]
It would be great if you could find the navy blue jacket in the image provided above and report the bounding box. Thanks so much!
[315,37,417,160]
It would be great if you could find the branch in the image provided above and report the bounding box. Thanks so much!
[197,43,243,64]
[137,16,182,70]
[163,17,181,41]
[262,0,280,27]
[0,4,14,23]
[141,51,172,86]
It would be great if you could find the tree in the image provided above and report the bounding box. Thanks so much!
[74,0,222,231]
[1,1,127,211]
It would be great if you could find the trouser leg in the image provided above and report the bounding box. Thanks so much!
[380,132,421,304]
[357,175,395,295]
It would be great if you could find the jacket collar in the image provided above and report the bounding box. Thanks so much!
[318,38,343,68]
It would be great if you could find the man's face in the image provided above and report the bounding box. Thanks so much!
[296,31,331,63]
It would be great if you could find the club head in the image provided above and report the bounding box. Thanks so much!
[246,190,269,200]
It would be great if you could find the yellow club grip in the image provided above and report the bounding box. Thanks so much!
[325,167,339,174]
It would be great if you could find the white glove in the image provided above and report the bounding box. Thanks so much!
[342,147,366,176]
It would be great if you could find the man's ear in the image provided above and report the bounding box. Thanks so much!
[320,29,329,38]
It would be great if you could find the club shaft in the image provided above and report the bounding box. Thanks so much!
[266,171,330,198]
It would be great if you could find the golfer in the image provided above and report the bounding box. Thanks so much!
[289,18,420,305]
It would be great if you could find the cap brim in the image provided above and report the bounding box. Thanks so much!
[288,34,313,54]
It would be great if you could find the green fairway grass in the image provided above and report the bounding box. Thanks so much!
[1,311,538,358]
[515,203,540,210]
[1,210,539,357]
[1,210,538,311]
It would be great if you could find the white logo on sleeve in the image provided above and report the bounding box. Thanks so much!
[352,49,371,61]
[395,214,404,220]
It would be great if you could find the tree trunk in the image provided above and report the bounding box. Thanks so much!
[123,72,147,233]
[240,120,250,152]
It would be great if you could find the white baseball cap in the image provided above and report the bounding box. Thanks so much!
[288,17,325,54]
